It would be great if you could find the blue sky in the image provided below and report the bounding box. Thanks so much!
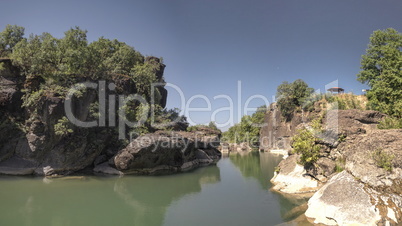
[1,0,402,130]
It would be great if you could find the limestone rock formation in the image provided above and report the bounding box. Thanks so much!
[262,102,402,225]
[338,129,402,187]
[259,103,324,152]
[271,154,320,194]
[305,171,401,225]
[0,58,218,177]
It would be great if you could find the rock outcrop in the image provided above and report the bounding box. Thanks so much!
[102,130,221,175]
[261,101,402,225]
[0,58,220,177]
[306,171,402,225]
[271,154,321,194]
[0,59,23,111]
[219,142,252,154]
[259,103,322,152]
[338,129,402,188]
[305,171,383,225]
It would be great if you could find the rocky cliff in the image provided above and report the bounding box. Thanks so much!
[260,102,402,225]
[259,102,321,151]
[0,58,221,176]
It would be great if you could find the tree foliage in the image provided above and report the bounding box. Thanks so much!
[276,79,314,120]
[291,128,321,165]
[208,121,219,130]
[186,121,221,133]
[0,25,188,139]
[0,24,25,57]
[357,28,402,117]
[222,106,266,146]
[1,25,167,111]
[10,26,145,83]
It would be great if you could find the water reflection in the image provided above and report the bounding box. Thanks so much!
[0,166,221,226]
[0,153,312,226]
[229,152,310,224]
[229,151,280,188]
[113,166,221,226]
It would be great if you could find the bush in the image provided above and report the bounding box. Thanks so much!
[54,116,74,136]
[378,117,402,129]
[222,106,266,145]
[291,128,321,165]
[371,149,394,172]
[335,156,346,172]
[21,89,44,108]
[327,94,366,110]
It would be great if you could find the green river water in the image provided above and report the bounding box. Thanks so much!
[0,152,310,226]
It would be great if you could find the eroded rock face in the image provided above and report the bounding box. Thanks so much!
[111,131,221,175]
[259,103,305,151]
[325,109,385,137]
[0,59,22,111]
[305,171,402,225]
[271,154,320,194]
[263,104,402,225]
[0,58,174,176]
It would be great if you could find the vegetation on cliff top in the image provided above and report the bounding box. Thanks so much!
[0,24,188,139]
[187,121,221,133]
[0,25,166,105]
[276,79,314,120]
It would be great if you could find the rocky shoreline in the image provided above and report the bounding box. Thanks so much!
[260,103,402,225]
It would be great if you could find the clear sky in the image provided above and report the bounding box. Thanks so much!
[1,0,402,130]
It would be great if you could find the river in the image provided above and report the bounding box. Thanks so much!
[0,152,311,226]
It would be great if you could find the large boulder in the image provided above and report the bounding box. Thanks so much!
[337,129,402,188]
[305,171,402,225]
[271,154,321,194]
[111,131,221,175]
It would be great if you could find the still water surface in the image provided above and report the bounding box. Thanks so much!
[0,152,310,226]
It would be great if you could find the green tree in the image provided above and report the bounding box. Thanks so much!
[0,24,25,56]
[208,121,219,130]
[130,61,159,101]
[357,28,402,117]
[276,79,314,120]
[222,105,266,145]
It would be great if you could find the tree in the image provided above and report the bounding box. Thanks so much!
[6,25,165,118]
[276,79,314,120]
[0,24,25,56]
[222,105,266,145]
[208,121,219,130]
[357,28,402,117]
